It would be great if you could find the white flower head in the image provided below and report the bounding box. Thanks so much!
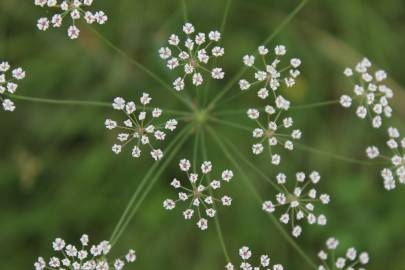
[105,93,177,161]
[35,235,135,270]
[34,0,108,39]
[0,61,26,112]
[239,44,301,99]
[159,22,225,90]
[163,160,233,230]
[318,237,369,270]
[263,171,329,237]
[248,105,302,165]
[340,57,393,128]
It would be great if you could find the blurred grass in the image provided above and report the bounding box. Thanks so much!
[1,0,405,269]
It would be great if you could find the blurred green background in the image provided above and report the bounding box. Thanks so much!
[1,0,405,269]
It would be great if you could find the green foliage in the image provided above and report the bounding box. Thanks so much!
[1,0,405,269]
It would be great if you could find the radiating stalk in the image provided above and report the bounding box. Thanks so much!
[9,94,190,116]
[294,142,373,166]
[200,128,231,262]
[181,0,188,22]
[10,94,110,108]
[290,100,340,110]
[220,0,232,33]
[88,27,194,110]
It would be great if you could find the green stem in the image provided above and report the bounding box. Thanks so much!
[206,67,246,112]
[294,142,373,166]
[206,125,318,270]
[208,116,251,132]
[220,0,232,33]
[262,0,308,46]
[181,0,188,22]
[9,94,190,116]
[88,26,194,110]
[290,100,340,110]
[110,125,191,244]
[9,94,110,108]
[200,128,230,262]
[193,126,201,171]
[212,109,248,115]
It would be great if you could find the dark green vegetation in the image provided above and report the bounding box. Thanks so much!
[1,0,405,269]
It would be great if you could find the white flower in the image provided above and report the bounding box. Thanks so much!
[0,61,26,112]
[52,238,65,251]
[67,25,80,39]
[340,95,352,108]
[366,146,380,159]
[105,93,177,161]
[225,262,234,270]
[263,171,330,237]
[275,45,286,55]
[160,22,225,90]
[243,55,255,66]
[35,235,135,270]
[343,68,353,77]
[240,45,301,95]
[340,58,393,128]
[34,0,108,39]
[2,99,15,111]
[211,68,225,79]
[163,160,233,230]
[318,237,369,270]
[37,17,50,30]
[248,105,301,165]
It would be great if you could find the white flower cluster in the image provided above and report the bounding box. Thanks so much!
[247,98,302,165]
[262,171,330,237]
[34,234,136,270]
[0,61,26,112]
[163,159,234,230]
[239,45,301,98]
[318,237,369,270]
[366,126,405,190]
[340,58,393,128]
[105,93,178,161]
[35,0,108,39]
[159,22,225,91]
[224,246,284,270]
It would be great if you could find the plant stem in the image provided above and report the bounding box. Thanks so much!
[294,142,373,166]
[262,0,308,46]
[220,0,232,33]
[10,94,110,108]
[212,109,248,115]
[9,94,190,116]
[88,26,194,110]
[200,128,231,262]
[290,100,340,110]
[208,116,251,132]
[181,0,188,22]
